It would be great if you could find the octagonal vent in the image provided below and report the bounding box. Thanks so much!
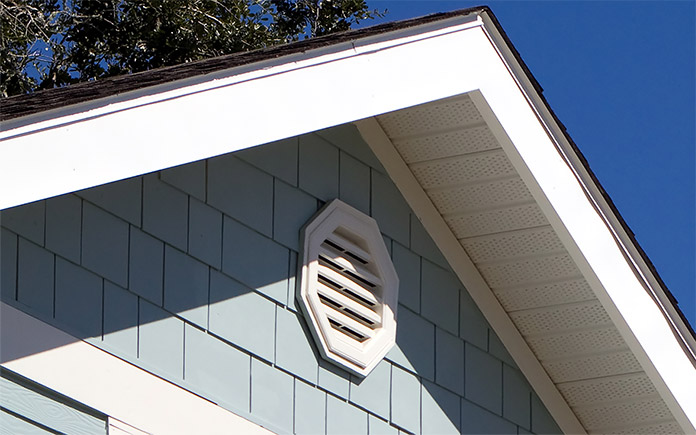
[298,199,399,376]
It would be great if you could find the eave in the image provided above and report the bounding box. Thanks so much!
[1,8,694,434]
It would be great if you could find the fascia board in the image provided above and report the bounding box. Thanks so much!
[474,14,696,432]
[0,302,272,435]
[478,14,696,356]
[0,17,484,211]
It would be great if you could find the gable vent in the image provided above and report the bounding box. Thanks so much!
[298,199,399,376]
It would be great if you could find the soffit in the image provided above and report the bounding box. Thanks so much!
[374,93,685,434]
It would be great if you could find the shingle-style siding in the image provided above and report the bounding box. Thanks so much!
[0,123,562,434]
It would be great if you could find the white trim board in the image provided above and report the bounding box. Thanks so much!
[477,13,696,364]
[0,15,485,210]
[0,302,272,435]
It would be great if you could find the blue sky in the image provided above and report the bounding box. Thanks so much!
[363,1,696,327]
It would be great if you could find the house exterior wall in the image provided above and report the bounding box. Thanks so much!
[0,124,561,434]
[0,367,108,434]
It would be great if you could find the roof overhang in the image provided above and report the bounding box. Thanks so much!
[1,8,694,434]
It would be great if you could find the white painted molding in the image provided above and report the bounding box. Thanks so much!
[0,302,273,435]
[0,14,483,211]
[354,116,588,435]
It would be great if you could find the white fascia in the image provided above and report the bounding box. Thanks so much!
[0,302,272,435]
[0,13,482,210]
[472,14,696,433]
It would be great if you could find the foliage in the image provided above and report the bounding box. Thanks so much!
[0,0,381,97]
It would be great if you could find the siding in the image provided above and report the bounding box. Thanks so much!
[0,368,107,434]
[0,123,562,434]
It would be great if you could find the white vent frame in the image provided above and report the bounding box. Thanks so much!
[297,199,399,377]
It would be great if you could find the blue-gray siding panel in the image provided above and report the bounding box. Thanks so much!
[142,175,188,251]
[339,151,371,215]
[55,258,102,338]
[103,281,138,357]
[184,324,250,412]
[465,343,503,415]
[461,399,517,435]
[45,195,81,263]
[350,360,391,421]
[294,380,326,435]
[0,371,106,435]
[82,202,128,287]
[273,180,318,252]
[421,260,460,335]
[371,170,411,247]
[17,238,53,317]
[1,201,45,246]
[78,176,141,226]
[503,364,532,430]
[222,216,289,305]
[161,160,206,201]
[460,289,490,351]
[276,307,319,384]
[368,415,398,435]
[531,394,562,434]
[138,299,184,380]
[316,124,386,173]
[287,250,299,312]
[0,228,17,302]
[164,245,209,328]
[386,307,435,381]
[208,154,274,236]
[391,242,420,313]
[410,216,450,270]
[209,270,276,362]
[237,137,299,187]
[435,328,465,397]
[128,227,164,305]
[422,380,461,434]
[299,134,339,201]
[326,394,368,435]
[188,198,222,268]
[251,359,294,433]
[318,360,350,400]
[0,409,51,435]
[390,366,421,434]
[490,330,517,368]
[382,234,393,256]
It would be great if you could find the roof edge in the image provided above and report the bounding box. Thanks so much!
[477,10,696,345]
[0,7,486,123]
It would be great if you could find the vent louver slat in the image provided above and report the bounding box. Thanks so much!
[325,308,375,342]
[317,233,385,343]
[325,233,371,263]
[316,236,383,343]
[298,199,399,376]
[316,265,379,307]
[317,282,381,327]
[318,244,382,287]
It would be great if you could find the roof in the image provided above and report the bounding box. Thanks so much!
[2,7,695,434]
[0,7,497,122]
